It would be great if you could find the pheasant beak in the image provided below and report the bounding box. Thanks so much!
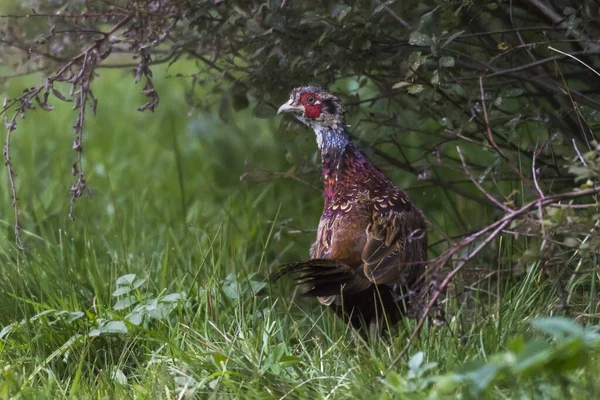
[277,99,303,115]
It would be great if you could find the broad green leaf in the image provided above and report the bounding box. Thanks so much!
[408,351,424,371]
[116,274,136,286]
[222,283,239,299]
[161,293,184,303]
[127,310,143,325]
[471,364,500,391]
[279,355,301,367]
[439,56,455,67]
[101,320,128,334]
[563,237,579,247]
[249,280,267,294]
[112,286,132,297]
[407,84,425,94]
[512,340,552,373]
[111,367,128,385]
[431,70,439,85]
[502,88,525,97]
[0,324,14,339]
[332,4,352,22]
[409,31,432,46]
[392,81,411,89]
[65,311,84,323]
[114,297,138,310]
[132,278,146,290]
[531,317,585,338]
[441,30,465,48]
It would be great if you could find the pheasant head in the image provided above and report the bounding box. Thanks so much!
[277,86,345,131]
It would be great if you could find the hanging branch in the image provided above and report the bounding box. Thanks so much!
[0,14,133,240]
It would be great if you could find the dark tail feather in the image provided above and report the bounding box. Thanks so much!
[271,259,371,297]
[272,259,343,280]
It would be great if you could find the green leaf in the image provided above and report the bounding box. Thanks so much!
[441,30,465,48]
[470,364,500,391]
[531,317,585,338]
[563,237,579,247]
[111,367,128,385]
[406,51,423,73]
[279,355,301,367]
[132,278,146,290]
[392,81,411,89]
[127,310,143,325]
[249,280,267,294]
[407,84,425,94]
[552,338,588,371]
[90,320,128,336]
[112,286,132,297]
[116,274,136,286]
[332,4,352,22]
[373,0,397,14]
[101,320,128,334]
[385,371,404,389]
[114,297,138,310]
[409,31,432,46]
[222,283,239,299]
[431,70,439,85]
[0,324,14,339]
[419,7,439,27]
[502,88,525,97]
[408,351,424,371]
[212,352,228,369]
[30,309,56,321]
[245,19,264,34]
[512,340,552,373]
[65,311,84,323]
[161,293,184,303]
[451,84,466,97]
[439,56,455,67]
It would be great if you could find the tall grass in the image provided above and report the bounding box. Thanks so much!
[0,66,598,399]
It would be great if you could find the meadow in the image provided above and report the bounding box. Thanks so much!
[1,64,599,399]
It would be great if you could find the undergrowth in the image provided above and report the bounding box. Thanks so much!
[0,68,599,399]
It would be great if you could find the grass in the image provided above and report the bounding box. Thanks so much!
[0,66,599,399]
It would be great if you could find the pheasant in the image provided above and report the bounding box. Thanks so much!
[275,86,428,334]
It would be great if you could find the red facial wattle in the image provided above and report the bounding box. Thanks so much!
[298,92,322,119]
[304,104,321,119]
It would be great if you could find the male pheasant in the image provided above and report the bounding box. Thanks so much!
[275,86,428,333]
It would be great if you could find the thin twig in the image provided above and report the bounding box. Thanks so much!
[572,139,588,166]
[461,51,600,80]
[532,145,546,200]
[386,184,600,371]
[3,113,24,248]
[456,146,512,212]
[548,46,600,78]
[479,77,507,159]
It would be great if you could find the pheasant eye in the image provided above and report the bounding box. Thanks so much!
[306,96,315,104]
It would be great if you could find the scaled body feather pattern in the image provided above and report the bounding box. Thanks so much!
[276,86,428,332]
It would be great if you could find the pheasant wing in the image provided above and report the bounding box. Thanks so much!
[361,190,427,285]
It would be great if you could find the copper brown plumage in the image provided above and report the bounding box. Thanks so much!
[274,86,428,333]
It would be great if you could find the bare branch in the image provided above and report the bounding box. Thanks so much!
[387,184,600,370]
